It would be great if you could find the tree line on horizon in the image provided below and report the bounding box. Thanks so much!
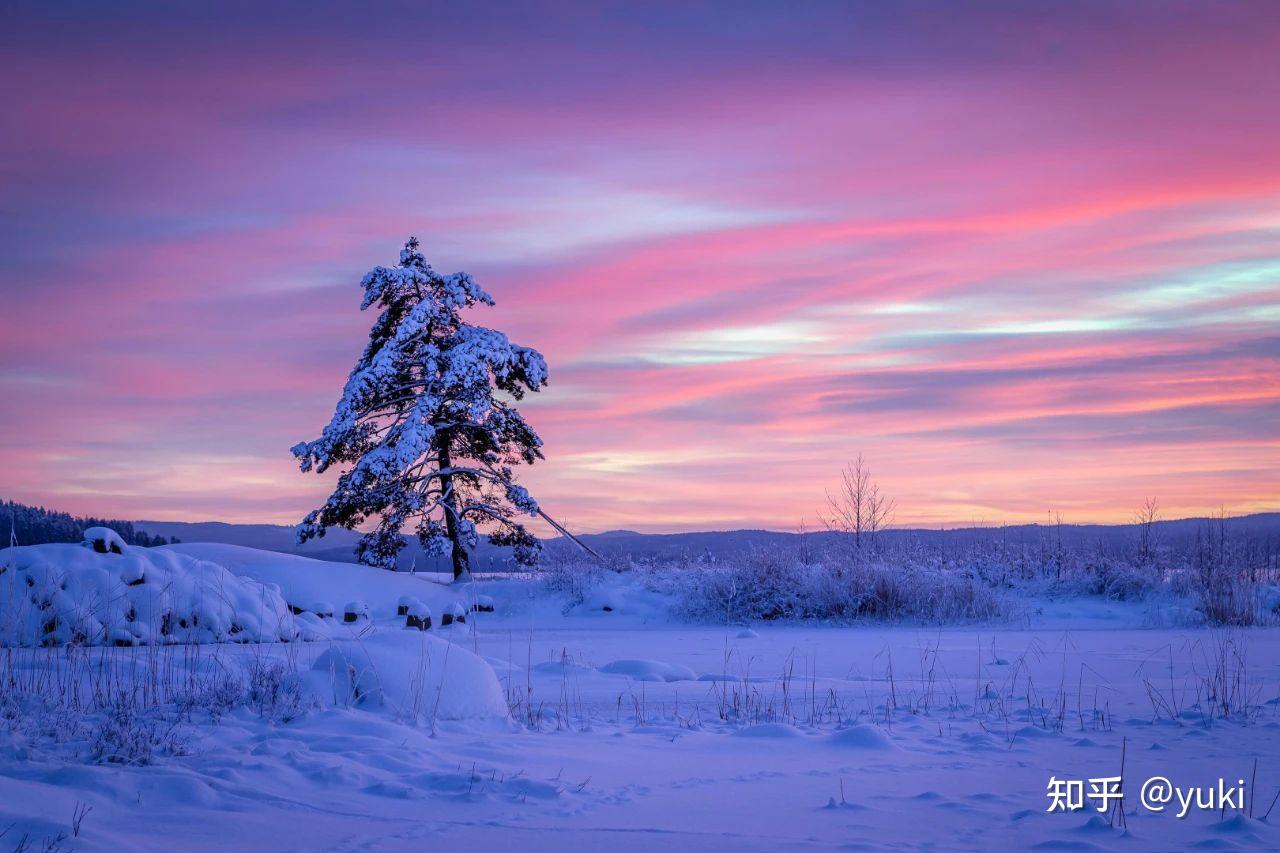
[1,499,179,549]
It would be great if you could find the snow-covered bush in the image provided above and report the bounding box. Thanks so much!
[1058,556,1157,601]
[536,520,1279,627]
[0,539,299,647]
[621,547,1008,624]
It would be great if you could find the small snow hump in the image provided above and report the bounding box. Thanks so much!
[827,724,895,750]
[598,659,696,682]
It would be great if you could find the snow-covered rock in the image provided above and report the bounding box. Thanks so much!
[0,543,298,647]
[82,526,126,555]
[309,632,508,722]
[404,598,432,630]
[442,601,466,626]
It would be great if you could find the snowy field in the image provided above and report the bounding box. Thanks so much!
[3,542,1280,851]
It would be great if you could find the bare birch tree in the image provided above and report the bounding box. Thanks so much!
[822,454,895,550]
[1134,496,1159,565]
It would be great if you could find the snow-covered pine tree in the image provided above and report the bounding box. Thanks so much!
[291,238,548,578]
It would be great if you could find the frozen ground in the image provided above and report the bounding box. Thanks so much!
[3,545,1280,851]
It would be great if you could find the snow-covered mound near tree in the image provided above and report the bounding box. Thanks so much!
[164,542,473,618]
[309,632,509,722]
[0,532,298,647]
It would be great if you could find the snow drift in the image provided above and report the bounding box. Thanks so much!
[164,543,472,621]
[309,632,509,722]
[0,533,298,647]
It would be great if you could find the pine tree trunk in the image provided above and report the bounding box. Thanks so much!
[436,440,470,580]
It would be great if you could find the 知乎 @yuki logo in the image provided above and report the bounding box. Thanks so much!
[1046,776,1249,819]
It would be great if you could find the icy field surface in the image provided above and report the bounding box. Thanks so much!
[4,620,1279,850]
[2,550,1279,851]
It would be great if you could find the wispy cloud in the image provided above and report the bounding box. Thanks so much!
[1,2,1278,529]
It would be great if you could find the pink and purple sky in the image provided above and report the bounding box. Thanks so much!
[2,2,1278,532]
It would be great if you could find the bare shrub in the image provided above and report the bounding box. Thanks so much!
[541,555,629,608]
[1190,512,1263,626]
[822,454,894,551]
[90,693,186,766]
[0,639,309,769]
[246,658,310,722]
[176,670,245,723]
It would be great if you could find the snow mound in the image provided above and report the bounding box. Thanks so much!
[827,724,895,750]
[532,659,596,677]
[0,541,298,647]
[574,578,671,619]
[597,659,696,682]
[164,543,461,619]
[309,632,508,722]
[733,723,803,738]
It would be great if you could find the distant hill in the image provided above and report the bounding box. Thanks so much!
[134,520,360,553]
[133,512,1280,571]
